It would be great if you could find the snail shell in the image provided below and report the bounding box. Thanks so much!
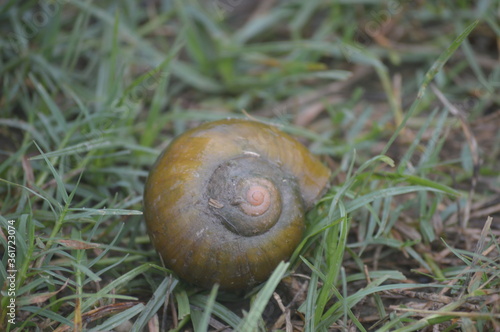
[143,119,330,290]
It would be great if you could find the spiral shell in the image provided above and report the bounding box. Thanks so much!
[143,119,330,290]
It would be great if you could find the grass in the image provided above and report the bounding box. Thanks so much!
[1,0,499,331]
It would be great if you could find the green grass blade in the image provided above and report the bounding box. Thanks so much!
[237,261,289,332]
[382,20,480,156]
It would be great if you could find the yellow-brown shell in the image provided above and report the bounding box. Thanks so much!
[143,119,330,290]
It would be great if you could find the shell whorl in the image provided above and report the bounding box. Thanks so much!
[206,156,283,237]
[238,178,273,216]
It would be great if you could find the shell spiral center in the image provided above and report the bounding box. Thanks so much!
[239,178,274,216]
[206,156,283,236]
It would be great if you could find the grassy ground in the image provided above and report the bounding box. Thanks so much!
[1,0,499,331]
